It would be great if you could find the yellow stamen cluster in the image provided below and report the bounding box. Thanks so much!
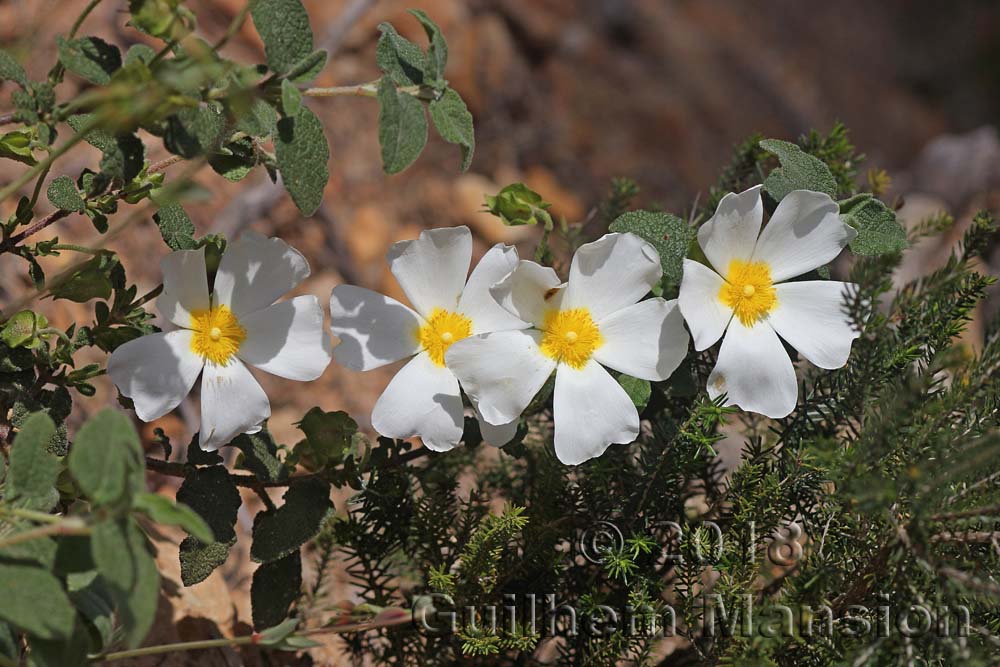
[190,305,246,365]
[539,308,603,369]
[719,259,778,326]
[418,308,473,366]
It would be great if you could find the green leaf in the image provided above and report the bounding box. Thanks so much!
[286,49,327,84]
[759,138,838,202]
[0,48,27,87]
[617,375,651,411]
[839,193,908,256]
[49,255,114,303]
[68,409,144,506]
[56,36,121,85]
[0,130,37,165]
[46,176,86,213]
[28,618,91,667]
[232,428,287,483]
[250,478,332,563]
[408,9,447,85]
[164,105,224,158]
[209,138,257,182]
[123,43,156,67]
[275,104,329,215]
[429,88,474,172]
[0,563,76,640]
[90,518,159,647]
[179,537,235,586]
[376,23,425,86]
[377,76,427,175]
[134,492,214,543]
[1,309,46,349]
[0,531,57,568]
[250,0,314,75]
[251,551,301,630]
[235,99,278,137]
[153,202,197,250]
[176,465,241,585]
[609,210,694,285]
[295,408,357,471]
[65,116,144,182]
[7,412,60,509]
[280,78,302,116]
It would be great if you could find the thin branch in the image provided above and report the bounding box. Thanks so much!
[69,0,105,38]
[0,517,90,551]
[94,611,413,663]
[304,82,380,98]
[931,530,1000,544]
[932,504,1000,521]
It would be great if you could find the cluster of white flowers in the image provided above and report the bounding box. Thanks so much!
[110,187,860,464]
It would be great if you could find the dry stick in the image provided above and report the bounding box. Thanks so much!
[932,504,1000,521]
[95,611,414,663]
[144,446,429,489]
[0,153,185,252]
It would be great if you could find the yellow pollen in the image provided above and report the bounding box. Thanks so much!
[418,308,473,366]
[539,308,603,369]
[190,305,246,365]
[719,259,778,326]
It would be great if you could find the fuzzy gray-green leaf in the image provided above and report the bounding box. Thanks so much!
[0,563,76,640]
[429,88,474,172]
[275,104,329,215]
[68,409,144,506]
[377,76,427,175]
[759,138,838,202]
[375,23,425,87]
[153,201,197,250]
[0,48,27,87]
[7,412,60,510]
[46,176,86,213]
[609,210,694,285]
[250,478,332,563]
[408,9,447,85]
[57,36,121,85]
[251,551,301,629]
[250,0,314,75]
[839,193,908,256]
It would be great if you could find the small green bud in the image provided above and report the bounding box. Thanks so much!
[484,183,554,230]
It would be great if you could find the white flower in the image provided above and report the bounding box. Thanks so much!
[108,231,332,450]
[328,225,527,451]
[445,232,690,465]
[678,185,861,418]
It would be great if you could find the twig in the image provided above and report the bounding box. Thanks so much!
[931,530,1000,544]
[0,517,90,551]
[94,611,413,662]
[932,504,1000,521]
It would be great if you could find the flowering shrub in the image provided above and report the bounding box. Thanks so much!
[0,2,999,666]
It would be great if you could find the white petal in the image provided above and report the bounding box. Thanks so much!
[329,285,422,371]
[108,330,203,422]
[697,185,763,271]
[752,190,857,282]
[445,330,555,425]
[387,226,472,319]
[213,231,310,316]
[238,295,332,380]
[199,359,271,450]
[593,298,689,381]
[678,259,733,351]
[769,281,860,369]
[553,361,639,465]
[157,248,210,328]
[562,233,663,321]
[458,244,528,333]
[474,406,519,448]
[489,260,563,328]
[371,351,464,451]
[707,319,797,418]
